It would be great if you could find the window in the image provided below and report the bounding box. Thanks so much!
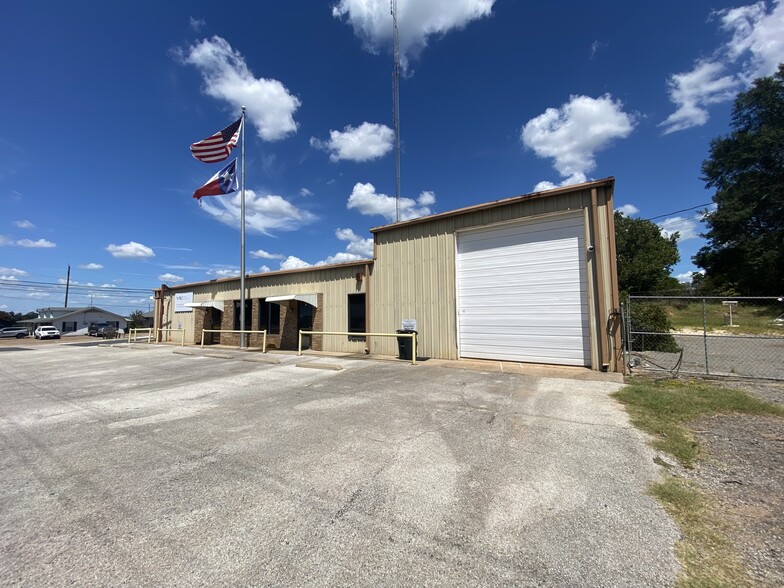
[233,300,252,330]
[258,299,280,334]
[348,294,366,333]
[61,321,77,333]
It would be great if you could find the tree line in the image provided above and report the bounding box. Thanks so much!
[618,64,784,298]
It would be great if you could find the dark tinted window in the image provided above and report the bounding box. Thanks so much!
[233,300,252,330]
[258,299,280,334]
[348,294,366,333]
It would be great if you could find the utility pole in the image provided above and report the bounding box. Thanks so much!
[391,0,401,222]
[64,265,71,308]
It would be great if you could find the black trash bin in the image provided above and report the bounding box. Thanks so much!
[396,329,417,360]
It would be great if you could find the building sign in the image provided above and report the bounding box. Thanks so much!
[174,292,194,312]
[401,318,417,331]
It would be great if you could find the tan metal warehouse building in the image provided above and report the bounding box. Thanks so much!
[155,177,621,372]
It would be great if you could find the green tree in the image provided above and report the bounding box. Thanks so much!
[614,211,681,295]
[695,64,784,295]
[128,310,146,329]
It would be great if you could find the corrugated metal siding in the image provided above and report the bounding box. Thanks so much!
[161,265,367,352]
[371,188,601,361]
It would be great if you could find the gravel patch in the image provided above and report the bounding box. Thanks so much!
[683,392,784,587]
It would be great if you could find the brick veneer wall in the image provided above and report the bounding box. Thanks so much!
[206,296,323,350]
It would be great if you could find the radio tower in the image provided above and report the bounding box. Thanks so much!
[391,0,402,222]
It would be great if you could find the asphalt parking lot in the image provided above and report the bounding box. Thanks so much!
[0,342,678,587]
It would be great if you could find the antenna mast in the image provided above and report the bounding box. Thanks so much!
[391,0,401,222]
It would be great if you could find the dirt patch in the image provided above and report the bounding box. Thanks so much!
[684,402,784,587]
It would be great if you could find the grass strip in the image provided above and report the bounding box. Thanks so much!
[650,476,750,588]
[613,377,784,587]
[612,377,784,468]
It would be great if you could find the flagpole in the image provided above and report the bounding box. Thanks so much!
[240,106,246,349]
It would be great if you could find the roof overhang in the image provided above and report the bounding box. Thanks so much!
[265,294,318,308]
[184,301,224,311]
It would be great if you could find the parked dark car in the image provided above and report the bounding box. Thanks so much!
[87,323,111,337]
[0,327,29,339]
[88,322,116,337]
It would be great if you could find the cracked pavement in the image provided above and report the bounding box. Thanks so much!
[0,343,678,586]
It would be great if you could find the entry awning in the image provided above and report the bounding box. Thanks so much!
[265,293,318,308]
[184,301,224,311]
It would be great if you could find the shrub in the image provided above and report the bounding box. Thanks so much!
[629,303,681,353]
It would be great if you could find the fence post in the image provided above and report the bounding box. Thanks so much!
[620,301,627,368]
[702,298,709,375]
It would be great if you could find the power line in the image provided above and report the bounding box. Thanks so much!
[643,202,713,222]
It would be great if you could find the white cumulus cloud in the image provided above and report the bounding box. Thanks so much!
[13,220,34,229]
[658,216,700,241]
[0,267,27,277]
[333,0,496,71]
[17,238,56,248]
[179,36,301,141]
[615,204,640,216]
[259,265,271,273]
[659,60,740,134]
[158,273,184,284]
[79,262,103,270]
[521,94,636,186]
[317,227,374,265]
[661,0,784,133]
[347,182,435,222]
[200,189,317,235]
[249,249,284,260]
[280,256,311,271]
[207,268,240,278]
[310,122,394,162]
[106,241,155,259]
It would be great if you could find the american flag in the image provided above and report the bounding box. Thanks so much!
[190,118,242,163]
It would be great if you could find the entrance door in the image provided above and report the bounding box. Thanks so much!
[206,307,223,344]
[298,303,314,350]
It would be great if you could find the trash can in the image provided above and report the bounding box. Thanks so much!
[396,329,417,360]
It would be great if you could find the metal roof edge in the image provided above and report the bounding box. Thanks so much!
[370,177,615,233]
[160,258,373,292]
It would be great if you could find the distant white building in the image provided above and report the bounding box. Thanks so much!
[19,306,128,336]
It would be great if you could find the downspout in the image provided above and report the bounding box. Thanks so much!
[365,262,371,353]
[604,184,622,372]
[591,188,610,370]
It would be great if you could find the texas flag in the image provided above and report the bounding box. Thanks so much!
[193,158,238,200]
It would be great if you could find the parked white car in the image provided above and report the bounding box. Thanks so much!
[34,326,61,339]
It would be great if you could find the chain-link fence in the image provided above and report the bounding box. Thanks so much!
[622,296,784,380]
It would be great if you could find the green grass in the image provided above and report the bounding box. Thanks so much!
[614,377,784,587]
[656,301,782,335]
[650,477,751,588]
[613,377,784,467]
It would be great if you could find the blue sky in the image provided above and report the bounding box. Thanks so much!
[2,0,783,315]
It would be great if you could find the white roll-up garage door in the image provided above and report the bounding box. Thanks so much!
[456,212,590,366]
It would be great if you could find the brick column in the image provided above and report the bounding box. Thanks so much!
[222,302,237,346]
[311,293,323,351]
[250,298,260,347]
[193,308,206,345]
[280,302,298,349]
